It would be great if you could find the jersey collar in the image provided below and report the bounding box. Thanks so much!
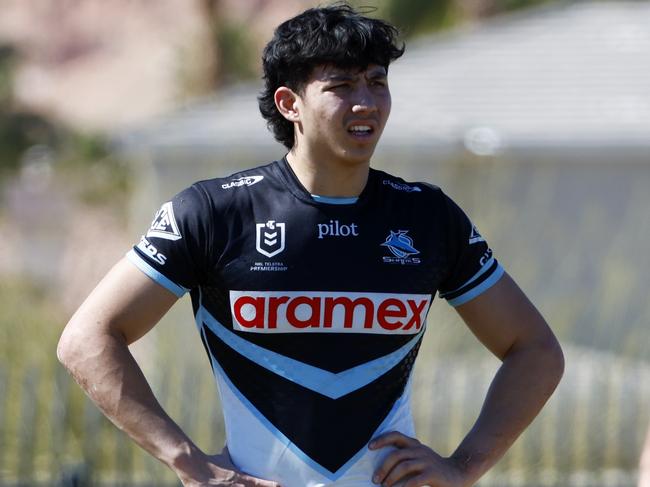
[274,156,377,207]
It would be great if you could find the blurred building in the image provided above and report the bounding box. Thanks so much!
[120,0,650,183]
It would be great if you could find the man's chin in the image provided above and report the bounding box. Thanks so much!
[338,144,378,165]
[337,153,373,166]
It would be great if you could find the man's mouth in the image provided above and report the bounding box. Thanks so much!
[347,125,374,136]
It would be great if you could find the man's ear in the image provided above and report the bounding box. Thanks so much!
[275,87,300,123]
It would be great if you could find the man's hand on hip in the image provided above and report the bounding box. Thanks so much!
[176,447,281,487]
[369,432,468,487]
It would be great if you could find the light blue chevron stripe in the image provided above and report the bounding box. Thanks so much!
[196,305,423,400]
[203,330,414,480]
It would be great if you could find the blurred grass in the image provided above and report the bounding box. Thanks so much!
[0,279,61,368]
[0,278,68,481]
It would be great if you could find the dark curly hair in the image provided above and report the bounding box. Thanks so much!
[258,4,405,149]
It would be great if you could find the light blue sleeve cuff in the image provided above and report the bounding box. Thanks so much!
[446,264,505,307]
[126,249,189,298]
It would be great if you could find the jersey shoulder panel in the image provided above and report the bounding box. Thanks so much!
[371,168,438,196]
[435,189,505,306]
[191,160,280,204]
[129,184,216,295]
[129,160,282,295]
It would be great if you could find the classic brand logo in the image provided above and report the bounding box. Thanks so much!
[147,202,181,241]
[222,175,264,189]
[382,180,422,192]
[256,220,285,258]
[381,230,421,265]
[230,291,430,334]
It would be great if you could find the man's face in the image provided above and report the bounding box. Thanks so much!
[293,64,391,166]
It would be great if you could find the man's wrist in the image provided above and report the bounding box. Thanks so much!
[163,440,209,478]
[449,448,489,486]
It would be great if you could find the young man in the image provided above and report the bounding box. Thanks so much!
[57,5,564,487]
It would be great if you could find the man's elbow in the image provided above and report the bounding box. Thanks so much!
[57,317,94,372]
[537,333,565,387]
[56,324,79,371]
[511,329,565,390]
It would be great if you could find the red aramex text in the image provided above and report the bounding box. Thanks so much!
[229,291,430,334]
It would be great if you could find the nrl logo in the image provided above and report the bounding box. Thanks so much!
[256,220,285,258]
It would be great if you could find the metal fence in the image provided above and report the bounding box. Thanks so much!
[1,342,648,487]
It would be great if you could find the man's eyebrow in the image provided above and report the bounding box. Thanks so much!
[366,70,388,79]
[324,73,357,82]
[324,70,387,82]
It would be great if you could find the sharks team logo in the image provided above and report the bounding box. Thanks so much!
[256,220,286,258]
[381,230,421,265]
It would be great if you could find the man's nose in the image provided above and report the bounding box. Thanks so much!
[351,85,378,114]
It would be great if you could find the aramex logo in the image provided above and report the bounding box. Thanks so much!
[229,291,430,334]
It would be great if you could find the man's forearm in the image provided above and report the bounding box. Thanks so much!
[450,338,564,484]
[57,329,202,473]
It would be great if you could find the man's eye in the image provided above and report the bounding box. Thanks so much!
[330,84,349,90]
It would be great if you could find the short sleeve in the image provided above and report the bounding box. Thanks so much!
[126,185,212,297]
[437,192,505,306]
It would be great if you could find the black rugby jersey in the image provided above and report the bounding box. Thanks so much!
[127,157,504,486]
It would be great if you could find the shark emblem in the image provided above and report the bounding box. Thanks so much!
[381,230,420,259]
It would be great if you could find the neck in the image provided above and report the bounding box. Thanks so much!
[285,146,370,197]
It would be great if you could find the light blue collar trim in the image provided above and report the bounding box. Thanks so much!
[311,194,359,205]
